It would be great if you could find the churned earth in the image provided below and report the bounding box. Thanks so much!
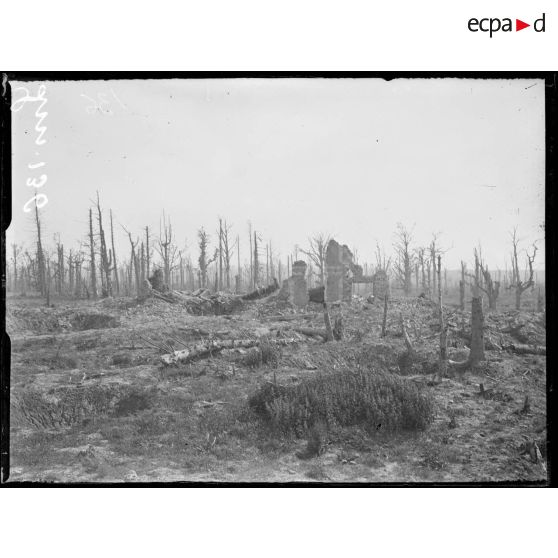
[6,291,547,484]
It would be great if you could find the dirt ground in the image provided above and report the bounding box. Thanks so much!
[5,290,547,484]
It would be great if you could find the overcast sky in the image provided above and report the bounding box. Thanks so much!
[8,78,545,270]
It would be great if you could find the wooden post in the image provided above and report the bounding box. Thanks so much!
[381,293,389,337]
[323,303,334,342]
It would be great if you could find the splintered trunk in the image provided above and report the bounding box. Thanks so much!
[34,202,46,297]
[435,254,447,382]
[459,262,465,311]
[96,194,112,297]
[218,219,223,291]
[487,283,500,311]
[438,324,448,381]
[266,243,269,285]
[420,255,426,293]
[110,210,120,295]
[145,226,151,278]
[253,232,259,288]
[68,251,74,294]
[469,296,485,365]
[140,243,146,288]
[236,235,241,292]
[88,208,98,299]
[132,247,141,296]
[45,259,51,306]
[249,224,253,290]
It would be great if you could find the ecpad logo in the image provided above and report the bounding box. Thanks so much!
[468,13,546,37]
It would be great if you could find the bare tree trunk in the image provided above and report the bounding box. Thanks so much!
[248,222,253,290]
[253,231,259,288]
[435,255,448,383]
[459,261,466,311]
[110,210,120,295]
[34,201,47,297]
[45,258,51,306]
[140,242,146,288]
[218,218,223,291]
[145,226,151,279]
[96,193,112,297]
[56,242,64,295]
[88,208,98,299]
[236,234,241,293]
[469,296,485,365]
[68,250,74,294]
[266,243,269,285]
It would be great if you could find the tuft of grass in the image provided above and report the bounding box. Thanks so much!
[248,367,435,437]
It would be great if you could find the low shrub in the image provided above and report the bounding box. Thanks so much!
[14,384,155,428]
[241,339,280,368]
[248,367,435,437]
[242,348,263,368]
[260,339,280,367]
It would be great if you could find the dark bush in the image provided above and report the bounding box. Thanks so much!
[114,387,152,416]
[111,353,132,367]
[248,367,434,437]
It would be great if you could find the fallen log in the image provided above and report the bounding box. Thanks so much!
[241,278,279,301]
[161,337,298,365]
[294,327,328,340]
[504,344,546,356]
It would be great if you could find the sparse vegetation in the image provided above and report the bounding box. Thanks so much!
[6,218,546,484]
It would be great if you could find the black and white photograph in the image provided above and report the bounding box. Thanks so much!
[2,75,549,485]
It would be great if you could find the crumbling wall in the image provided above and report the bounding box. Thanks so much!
[325,239,353,302]
[279,260,309,308]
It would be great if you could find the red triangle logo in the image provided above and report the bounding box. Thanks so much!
[516,19,530,31]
